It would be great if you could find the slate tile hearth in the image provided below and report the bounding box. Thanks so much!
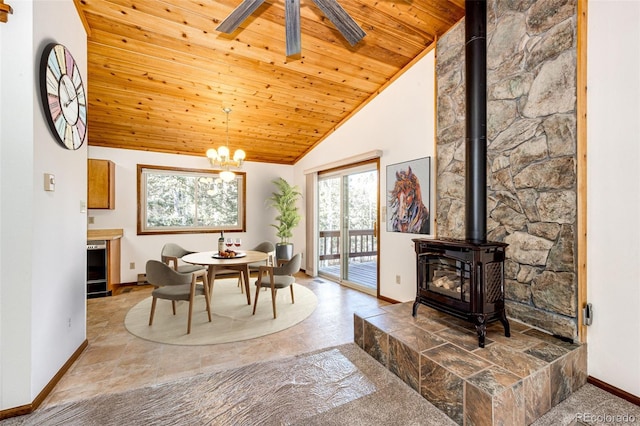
[354,302,587,425]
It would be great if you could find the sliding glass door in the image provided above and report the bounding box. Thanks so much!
[317,161,378,294]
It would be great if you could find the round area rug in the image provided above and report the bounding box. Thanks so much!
[125,279,317,345]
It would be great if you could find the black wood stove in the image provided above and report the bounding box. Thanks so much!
[412,238,510,347]
[412,1,510,347]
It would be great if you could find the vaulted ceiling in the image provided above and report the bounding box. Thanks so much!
[74,0,464,164]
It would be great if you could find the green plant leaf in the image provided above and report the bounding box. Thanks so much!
[267,177,301,244]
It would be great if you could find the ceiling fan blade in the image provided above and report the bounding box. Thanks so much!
[311,0,366,46]
[285,0,301,56]
[216,0,266,33]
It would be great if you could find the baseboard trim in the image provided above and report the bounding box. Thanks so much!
[588,376,640,406]
[0,339,88,421]
[378,294,400,304]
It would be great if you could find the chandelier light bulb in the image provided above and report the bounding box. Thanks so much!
[220,170,235,182]
[217,145,230,161]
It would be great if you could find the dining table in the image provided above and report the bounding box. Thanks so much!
[181,250,268,305]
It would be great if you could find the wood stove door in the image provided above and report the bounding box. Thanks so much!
[418,253,471,310]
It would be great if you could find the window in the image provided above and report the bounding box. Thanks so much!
[137,164,246,235]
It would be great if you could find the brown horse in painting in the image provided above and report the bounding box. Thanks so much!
[389,166,430,234]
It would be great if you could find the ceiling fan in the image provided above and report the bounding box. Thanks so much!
[216,0,366,56]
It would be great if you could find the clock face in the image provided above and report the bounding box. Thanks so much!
[39,43,87,150]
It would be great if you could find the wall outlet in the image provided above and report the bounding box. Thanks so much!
[129,262,135,270]
[395,275,401,284]
[88,216,95,224]
[67,318,71,328]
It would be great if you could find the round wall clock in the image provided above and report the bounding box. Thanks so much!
[39,43,87,150]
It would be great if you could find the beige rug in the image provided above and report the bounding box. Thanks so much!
[124,279,317,345]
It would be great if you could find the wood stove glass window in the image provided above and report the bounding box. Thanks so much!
[419,255,471,302]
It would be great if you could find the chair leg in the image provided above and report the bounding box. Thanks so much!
[271,287,277,319]
[202,274,212,322]
[172,300,176,316]
[187,287,195,335]
[252,284,261,315]
[149,297,157,326]
[237,275,244,293]
[290,284,295,304]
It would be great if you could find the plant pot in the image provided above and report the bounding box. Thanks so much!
[275,243,293,262]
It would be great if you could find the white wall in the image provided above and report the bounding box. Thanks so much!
[0,0,34,409]
[587,0,640,397]
[1,0,87,409]
[88,147,292,284]
[294,51,437,302]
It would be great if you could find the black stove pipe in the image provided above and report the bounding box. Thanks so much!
[464,0,487,243]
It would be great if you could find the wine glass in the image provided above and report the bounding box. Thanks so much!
[225,238,233,249]
[234,238,242,249]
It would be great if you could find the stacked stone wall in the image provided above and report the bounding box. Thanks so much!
[436,0,578,339]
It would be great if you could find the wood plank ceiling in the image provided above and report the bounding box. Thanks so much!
[74,0,464,165]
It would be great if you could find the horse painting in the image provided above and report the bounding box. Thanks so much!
[388,166,430,234]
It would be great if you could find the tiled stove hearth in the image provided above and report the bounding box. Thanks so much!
[354,304,587,425]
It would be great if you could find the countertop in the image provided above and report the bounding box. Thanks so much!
[87,228,123,240]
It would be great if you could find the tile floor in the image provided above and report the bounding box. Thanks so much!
[42,273,389,408]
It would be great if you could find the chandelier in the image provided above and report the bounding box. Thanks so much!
[206,107,245,182]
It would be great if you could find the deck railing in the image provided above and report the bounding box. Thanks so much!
[318,229,377,264]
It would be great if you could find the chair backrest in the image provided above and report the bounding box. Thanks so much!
[274,253,301,276]
[253,241,275,253]
[146,260,192,287]
[161,243,191,260]
[253,241,276,265]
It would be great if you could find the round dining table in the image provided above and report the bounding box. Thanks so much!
[182,250,268,305]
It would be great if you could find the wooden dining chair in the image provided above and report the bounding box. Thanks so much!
[161,243,206,275]
[146,260,211,334]
[252,253,301,319]
[247,241,276,273]
[235,241,276,293]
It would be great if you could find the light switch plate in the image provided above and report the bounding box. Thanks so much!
[44,173,55,191]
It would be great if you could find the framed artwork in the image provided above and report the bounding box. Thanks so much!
[386,157,431,234]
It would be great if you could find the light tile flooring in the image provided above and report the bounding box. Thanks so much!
[42,273,389,409]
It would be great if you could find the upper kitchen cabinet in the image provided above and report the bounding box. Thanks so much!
[88,159,115,209]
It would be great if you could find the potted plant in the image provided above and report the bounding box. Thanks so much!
[268,177,302,261]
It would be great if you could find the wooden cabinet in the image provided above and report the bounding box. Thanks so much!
[106,238,121,292]
[88,159,115,209]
